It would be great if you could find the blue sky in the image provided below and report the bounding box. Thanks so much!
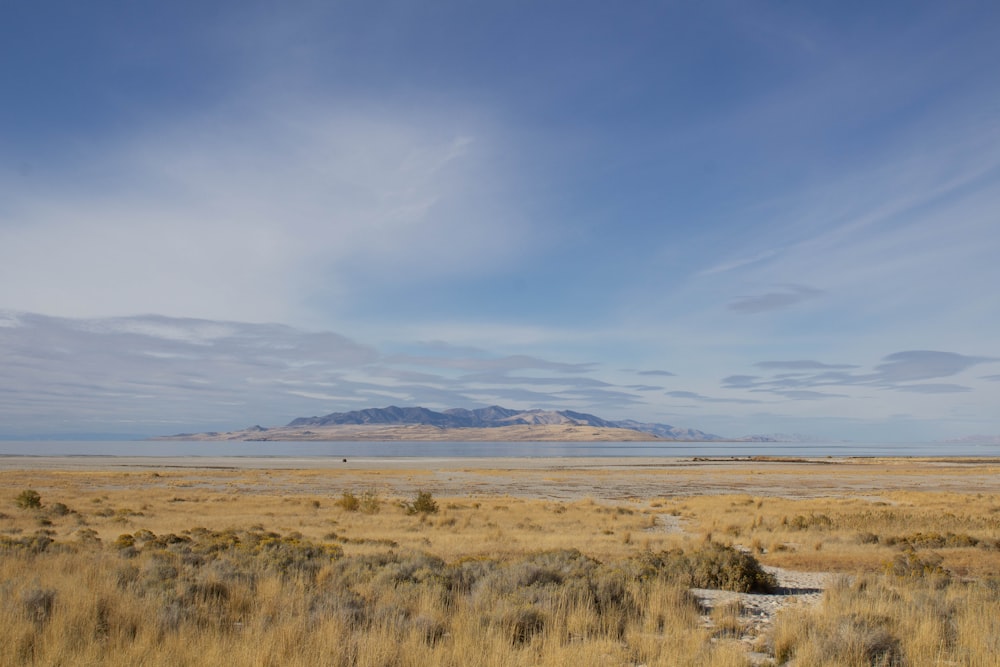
[2,1,999,441]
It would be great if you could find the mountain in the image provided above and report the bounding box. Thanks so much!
[735,433,830,443]
[289,406,455,428]
[286,405,720,440]
[942,434,1000,445]
[612,419,724,441]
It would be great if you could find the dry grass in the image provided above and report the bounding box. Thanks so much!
[768,573,1000,666]
[2,462,999,665]
[656,490,1000,577]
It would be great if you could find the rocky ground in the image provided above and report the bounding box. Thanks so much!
[693,565,834,663]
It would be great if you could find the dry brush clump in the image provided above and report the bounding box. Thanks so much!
[635,542,778,593]
[15,490,42,510]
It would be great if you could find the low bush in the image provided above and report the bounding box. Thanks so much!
[884,531,980,549]
[359,489,381,514]
[336,491,360,512]
[49,502,71,516]
[15,489,42,510]
[639,543,777,593]
[885,549,950,581]
[404,490,439,515]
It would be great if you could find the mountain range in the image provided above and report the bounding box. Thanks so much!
[284,405,723,440]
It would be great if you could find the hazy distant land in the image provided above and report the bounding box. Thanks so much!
[154,422,663,442]
[155,405,725,442]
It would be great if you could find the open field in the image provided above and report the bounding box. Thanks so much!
[2,457,999,665]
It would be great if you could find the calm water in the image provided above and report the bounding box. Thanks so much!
[1,440,997,458]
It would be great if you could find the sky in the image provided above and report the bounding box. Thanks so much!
[2,1,1000,441]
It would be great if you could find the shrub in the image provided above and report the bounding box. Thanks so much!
[641,543,777,593]
[885,549,950,581]
[359,489,381,514]
[252,533,343,579]
[884,531,980,549]
[50,502,71,516]
[405,490,439,515]
[133,529,156,542]
[336,491,360,512]
[115,533,136,548]
[75,528,101,545]
[16,489,42,509]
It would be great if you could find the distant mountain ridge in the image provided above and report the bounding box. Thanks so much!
[734,433,831,443]
[287,405,722,441]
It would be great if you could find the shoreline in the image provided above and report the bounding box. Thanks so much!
[3,454,1000,468]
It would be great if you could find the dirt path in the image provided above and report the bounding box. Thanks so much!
[693,566,833,661]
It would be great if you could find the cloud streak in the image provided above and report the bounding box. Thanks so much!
[755,360,859,371]
[666,391,762,405]
[0,312,645,436]
[728,285,826,314]
[727,351,997,397]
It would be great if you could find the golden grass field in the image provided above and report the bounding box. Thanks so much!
[2,457,999,666]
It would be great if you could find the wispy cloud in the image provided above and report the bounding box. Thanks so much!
[726,350,996,398]
[728,285,826,314]
[893,384,971,394]
[722,375,761,389]
[387,354,596,374]
[666,391,762,405]
[873,351,995,384]
[770,390,848,401]
[755,360,859,370]
[698,249,780,276]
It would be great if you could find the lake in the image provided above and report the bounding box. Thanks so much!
[1,440,997,458]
